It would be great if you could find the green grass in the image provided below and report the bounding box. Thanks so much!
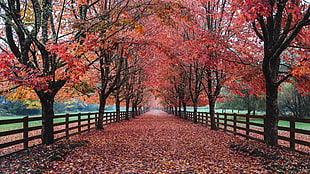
[0,112,99,132]
[248,119,310,131]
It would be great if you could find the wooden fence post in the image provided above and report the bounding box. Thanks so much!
[290,116,296,150]
[88,113,91,130]
[104,112,107,125]
[78,113,81,133]
[66,114,69,138]
[197,113,200,123]
[95,113,98,127]
[233,113,237,133]
[202,113,205,124]
[107,112,109,125]
[23,116,29,149]
[217,113,220,128]
[206,113,208,126]
[224,113,227,131]
[246,114,249,139]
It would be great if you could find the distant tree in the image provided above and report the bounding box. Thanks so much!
[279,83,310,118]
[218,90,265,115]
[7,101,41,115]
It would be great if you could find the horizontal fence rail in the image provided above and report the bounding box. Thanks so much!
[169,110,310,154]
[0,110,141,157]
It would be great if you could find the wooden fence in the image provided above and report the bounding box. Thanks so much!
[0,111,139,157]
[170,110,310,154]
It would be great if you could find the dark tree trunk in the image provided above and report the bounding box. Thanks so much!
[262,39,280,146]
[174,106,178,116]
[131,102,136,118]
[115,94,121,122]
[97,94,107,129]
[35,80,66,145]
[182,102,187,119]
[193,101,198,124]
[38,93,55,145]
[178,99,182,118]
[209,99,217,130]
[264,81,279,146]
[125,97,130,120]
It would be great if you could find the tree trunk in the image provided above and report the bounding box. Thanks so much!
[115,94,121,122]
[38,93,55,145]
[125,97,130,120]
[193,101,198,124]
[174,106,178,116]
[97,94,107,129]
[178,99,182,118]
[264,82,279,146]
[262,45,280,146]
[183,102,187,120]
[35,81,65,145]
[131,102,136,118]
[209,99,217,130]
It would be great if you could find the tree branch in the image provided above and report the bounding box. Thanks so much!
[252,22,264,41]
[0,85,21,95]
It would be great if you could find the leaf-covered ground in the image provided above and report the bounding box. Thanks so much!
[1,110,309,173]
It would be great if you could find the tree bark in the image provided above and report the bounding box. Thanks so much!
[131,101,136,118]
[97,94,107,129]
[193,101,198,124]
[264,79,279,146]
[115,93,121,122]
[209,99,217,130]
[125,97,130,120]
[35,80,65,145]
[178,99,182,118]
[182,102,187,119]
[37,93,55,145]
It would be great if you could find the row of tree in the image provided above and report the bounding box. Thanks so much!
[0,0,163,144]
[149,0,310,147]
[0,0,309,147]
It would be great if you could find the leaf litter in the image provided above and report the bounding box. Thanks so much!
[1,110,309,173]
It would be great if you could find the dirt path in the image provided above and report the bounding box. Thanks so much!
[52,110,267,173]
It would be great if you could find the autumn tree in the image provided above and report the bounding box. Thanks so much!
[71,0,154,129]
[174,69,190,119]
[129,71,146,118]
[158,0,239,128]
[0,0,86,144]
[112,42,148,121]
[236,0,310,145]
[122,42,153,119]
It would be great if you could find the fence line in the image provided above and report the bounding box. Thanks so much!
[168,110,310,154]
[0,110,141,157]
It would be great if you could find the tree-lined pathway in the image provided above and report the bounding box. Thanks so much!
[51,110,267,173]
